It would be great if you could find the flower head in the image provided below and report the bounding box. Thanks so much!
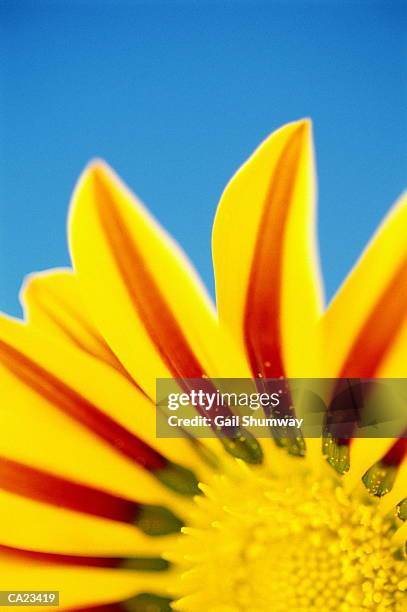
[0,120,405,611]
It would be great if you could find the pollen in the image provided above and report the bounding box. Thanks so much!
[167,459,406,611]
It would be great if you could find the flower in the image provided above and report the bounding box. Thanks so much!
[0,120,405,611]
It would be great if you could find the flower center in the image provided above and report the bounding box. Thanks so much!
[168,459,406,611]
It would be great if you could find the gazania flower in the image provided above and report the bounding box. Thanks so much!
[0,120,405,611]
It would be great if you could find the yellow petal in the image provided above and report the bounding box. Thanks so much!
[0,554,175,611]
[21,272,219,477]
[0,366,188,515]
[21,268,129,376]
[0,314,208,510]
[213,120,323,377]
[321,192,407,377]
[378,316,407,377]
[69,161,249,403]
[0,489,170,557]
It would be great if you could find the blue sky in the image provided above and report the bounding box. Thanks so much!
[0,0,406,317]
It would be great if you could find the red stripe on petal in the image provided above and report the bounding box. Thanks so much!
[244,124,307,378]
[93,169,205,380]
[0,339,166,471]
[0,457,139,522]
[0,545,121,568]
[382,436,407,467]
[339,258,407,378]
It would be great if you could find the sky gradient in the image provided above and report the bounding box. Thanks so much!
[1,0,406,316]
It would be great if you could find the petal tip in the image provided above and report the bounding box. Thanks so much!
[72,160,117,200]
[69,159,115,225]
[80,158,113,184]
[292,117,313,138]
[258,118,313,159]
[85,157,110,173]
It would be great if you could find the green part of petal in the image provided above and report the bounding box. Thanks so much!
[118,557,170,572]
[273,436,306,457]
[393,546,406,561]
[362,461,397,497]
[397,498,407,521]
[123,594,172,612]
[322,436,350,475]
[154,461,201,496]
[220,432,263,464]
[135,505,183,536]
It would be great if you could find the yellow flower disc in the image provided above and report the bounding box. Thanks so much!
[168,459,406,612]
